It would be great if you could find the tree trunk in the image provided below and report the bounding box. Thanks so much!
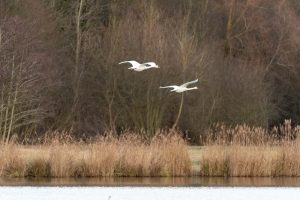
[172,93,184,130]
[68,0,84,127]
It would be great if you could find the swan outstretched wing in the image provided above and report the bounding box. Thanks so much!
[143,62,156,67]
[180,79,198,87]
[118,60,140,68]
[159,85,177,89]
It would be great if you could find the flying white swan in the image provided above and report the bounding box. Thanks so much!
[159,79,198,93]
[118,60,159,72]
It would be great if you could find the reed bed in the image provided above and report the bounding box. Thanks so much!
[0,132,191,177]
[200,120,300,177]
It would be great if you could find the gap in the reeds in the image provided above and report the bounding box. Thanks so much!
[0,130,191,178]
[199,120,300,177]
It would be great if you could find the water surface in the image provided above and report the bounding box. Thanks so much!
[2,177,300,187]
[1,186,300,200]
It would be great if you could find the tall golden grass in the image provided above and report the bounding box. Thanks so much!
[0,131,191,177]
[200,120,300,177]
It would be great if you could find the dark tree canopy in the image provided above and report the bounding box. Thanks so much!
[0,0,300,142]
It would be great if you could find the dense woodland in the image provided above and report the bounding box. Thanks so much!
[0,0,300,142]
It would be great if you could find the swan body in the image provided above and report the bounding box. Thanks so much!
[118,60,159,72]
[160,79,198,93]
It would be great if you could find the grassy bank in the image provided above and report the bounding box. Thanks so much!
[199,121,300,177]
[0,133,191,177]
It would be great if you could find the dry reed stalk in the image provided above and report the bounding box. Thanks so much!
[0,131,191,177]
[0,143,25,177]
[200,120,300,177]
[201,144,300,177]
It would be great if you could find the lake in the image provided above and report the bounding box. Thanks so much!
[1,177,300,200]
[1,186,300,200]
[2,177,300,187]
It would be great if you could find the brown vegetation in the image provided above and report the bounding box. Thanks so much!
[200,120,300,177]
[0,1,300,144]
[0,131,191,177]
